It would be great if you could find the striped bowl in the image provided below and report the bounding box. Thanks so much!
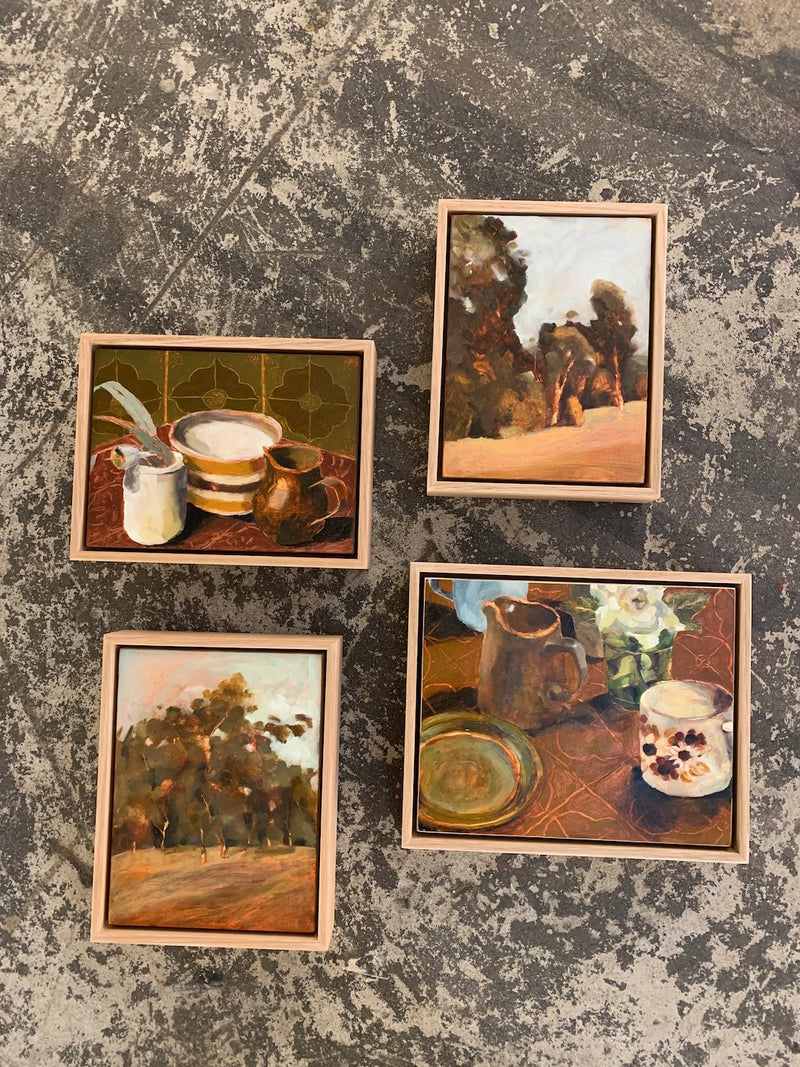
[168,409,282,516]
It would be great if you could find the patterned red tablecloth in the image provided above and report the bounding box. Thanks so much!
[85,429,358,557]
[421,589,736,847]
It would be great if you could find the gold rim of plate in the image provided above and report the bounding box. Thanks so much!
[417,710,543,832]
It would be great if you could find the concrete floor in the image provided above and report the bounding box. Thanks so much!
[1,1,799,1064]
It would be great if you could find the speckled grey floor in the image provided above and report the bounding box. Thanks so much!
[1,1,799,1064]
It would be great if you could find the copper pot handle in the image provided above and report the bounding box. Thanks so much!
[543,636,588,703]
[311,475,348,522]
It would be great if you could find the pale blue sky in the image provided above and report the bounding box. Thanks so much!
[116,647,323,769]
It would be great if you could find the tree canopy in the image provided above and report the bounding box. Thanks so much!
[444,214,543,440]
[112,673,319,861]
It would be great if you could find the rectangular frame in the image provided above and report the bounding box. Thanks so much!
[426,199,667,502]
[402,563,751,863]
[92,630,342,950]
[71,333,377,568]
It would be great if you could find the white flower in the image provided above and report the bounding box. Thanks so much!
[589,584,683,651]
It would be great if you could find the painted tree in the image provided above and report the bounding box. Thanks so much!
[576,280,642,408]
[111,675,316,862]
[444,214,546,440]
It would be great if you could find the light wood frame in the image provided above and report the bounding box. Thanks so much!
[92,631,342,950]
[426,199,667,502]
[402,563,751,863]
[71,334,376,568]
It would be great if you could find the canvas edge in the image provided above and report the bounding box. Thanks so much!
[70,334,375,569]
[401,563,427,848]
[90,632,119,942]
[400,832,748,865]
[426,481,661,502]
[437,198,668,216]
[89,927,332,950]
[425,201,450,495]
[731,572,752,864]
[645,202,667,500]
[356,340,377,570]
[316,634,343,951]
[91,630,343,950]
[69,335,94,560]
[426,200,666,502]
[401,563,751,863]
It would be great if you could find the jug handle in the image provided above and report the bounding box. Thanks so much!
[542,636,588,704]
[429,580,454,604]
[722,714,735,753]
[310,475,348,524]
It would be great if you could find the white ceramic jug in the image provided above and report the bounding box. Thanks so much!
[123,451,187,546]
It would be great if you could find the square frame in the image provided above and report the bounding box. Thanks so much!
[92,631,342,950]
[402,563,751,863]
[426,199,667,502]
[71,333,376,568]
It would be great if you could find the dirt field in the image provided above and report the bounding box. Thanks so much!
[108,845,317,932]
[441,400,648,483]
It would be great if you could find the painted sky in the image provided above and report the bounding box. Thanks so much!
[116,647,323,769]
[501,214,653,356]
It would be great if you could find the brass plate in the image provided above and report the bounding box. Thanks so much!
[418,711,542,831]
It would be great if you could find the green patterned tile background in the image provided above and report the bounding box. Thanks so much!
[91,347,363,457]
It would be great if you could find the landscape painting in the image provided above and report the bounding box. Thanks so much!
[403,564,750,863]
[71,335,376,568]
[427,200,666,501]
[93,633,341,950]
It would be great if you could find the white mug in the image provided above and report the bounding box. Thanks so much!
[639,680,734,797]
[123,451,187,546]
[429,579,530,632]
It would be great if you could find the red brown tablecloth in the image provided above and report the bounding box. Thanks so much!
[85,429,357,557]
[420,589,736,847]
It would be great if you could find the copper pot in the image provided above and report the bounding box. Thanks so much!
[252,444,347,546]
[478,597,588,730]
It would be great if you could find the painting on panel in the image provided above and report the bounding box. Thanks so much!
[427,200,666,501]
[71,335,376,568]
[403,565,750,862]
[92,633,341,950]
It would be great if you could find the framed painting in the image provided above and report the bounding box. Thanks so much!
[403,563,751,863]
[92,631,341,950]
[426,199,667,501]
[71,334,376,567]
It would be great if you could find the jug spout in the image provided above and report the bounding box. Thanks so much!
[484,595,561,639]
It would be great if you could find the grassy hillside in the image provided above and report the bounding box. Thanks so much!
[442,400,648,484]
[108,845,317,933]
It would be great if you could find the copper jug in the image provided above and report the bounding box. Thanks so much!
[252,444,347,546]
[478,597,588,730]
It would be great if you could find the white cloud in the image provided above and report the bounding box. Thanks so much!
[501,214,653,356]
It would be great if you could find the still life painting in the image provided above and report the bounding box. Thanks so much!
[92,632,341,950]
[71,334,376,567]
[427,200,666,501]
[403,564,750,862]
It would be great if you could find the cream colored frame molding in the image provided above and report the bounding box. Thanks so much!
[71,333,376,568]
[402,563,751,863]
[426,199,667,502]
[92,631,342,950]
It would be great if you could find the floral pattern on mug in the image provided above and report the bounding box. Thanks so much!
[640,718,711,785]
